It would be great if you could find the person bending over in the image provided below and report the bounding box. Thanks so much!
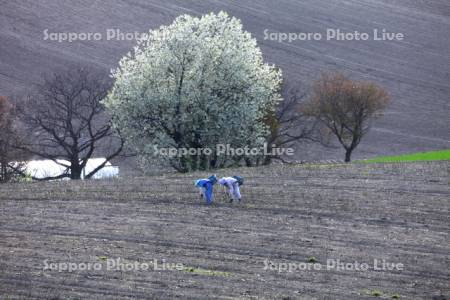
[194,175,217,205]
[219,176,242,203]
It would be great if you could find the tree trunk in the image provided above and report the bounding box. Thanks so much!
[345,149,352,163]
[244,157,253,167]
[262,154,273,166]
[0,160,6,182]
[70,165,83,180]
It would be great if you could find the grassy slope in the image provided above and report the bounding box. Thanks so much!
[362,149,450,163]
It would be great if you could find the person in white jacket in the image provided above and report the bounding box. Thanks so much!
[219,177,242,203]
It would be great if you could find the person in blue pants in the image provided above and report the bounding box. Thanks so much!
[194,175,217,204]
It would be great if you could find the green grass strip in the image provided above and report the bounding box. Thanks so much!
[362,149,450,163]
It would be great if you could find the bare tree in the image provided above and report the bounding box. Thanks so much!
[262,84,318,164]
[18,68,124,180]
[0,96,27,182]
[303,72,390,162]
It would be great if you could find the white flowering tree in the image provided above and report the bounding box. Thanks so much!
[104,12,282,172]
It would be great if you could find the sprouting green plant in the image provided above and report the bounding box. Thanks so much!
[371,290,382,297]
[181,266,231,277]
[17,173,33,183]
[307,256,317,263]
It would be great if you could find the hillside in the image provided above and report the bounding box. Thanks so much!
[1,162,449,299]
[0,0,449,161]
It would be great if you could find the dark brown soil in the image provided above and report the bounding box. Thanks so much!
[0,162,449,299]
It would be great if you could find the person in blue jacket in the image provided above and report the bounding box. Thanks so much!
[194,175,217,204]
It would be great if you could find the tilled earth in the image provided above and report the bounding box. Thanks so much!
[0,162,449,299]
